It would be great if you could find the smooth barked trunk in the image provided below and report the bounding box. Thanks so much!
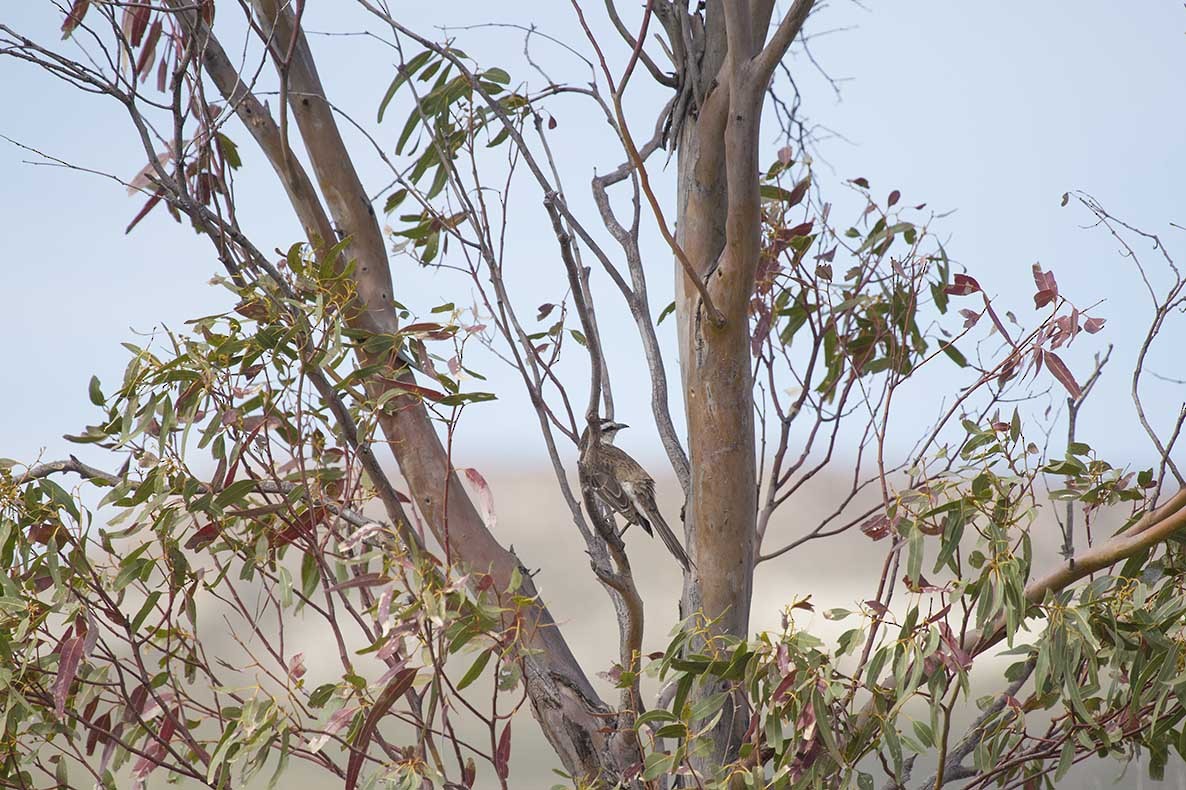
[674,94,761,770]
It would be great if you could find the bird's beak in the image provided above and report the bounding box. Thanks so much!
[608,422,629,431]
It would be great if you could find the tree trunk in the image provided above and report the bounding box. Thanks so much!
[674,52,760,780]
[672,1,814,772]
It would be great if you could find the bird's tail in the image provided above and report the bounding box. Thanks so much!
[648,509,693,572]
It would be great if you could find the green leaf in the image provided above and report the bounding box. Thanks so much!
[941,342,968,367]
[88,375,104,406]
[301,551,319,601]
[395,106,422,155]
[656,301,676,325]
[641,752,673,781]
[378,50,433,123]
[383,189,408,215]
[207,721,240,783]
[216,133,242,170]
[482,67,511,84]
[278,566,293,609]
[635,709,677,729]
[130,591,161,632]
[760,184,796,202]
[113,557,150,592]
[456,649,492,690]
[215,479,256,509]
[308,683,336,709]
[687,691,728,723]
[41,478,81,521]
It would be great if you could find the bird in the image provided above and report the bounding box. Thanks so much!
[578,417,693,571]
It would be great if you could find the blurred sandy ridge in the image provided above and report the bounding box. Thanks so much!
[179,463,1183,787]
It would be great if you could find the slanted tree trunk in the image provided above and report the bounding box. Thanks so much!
[215,1,638,781]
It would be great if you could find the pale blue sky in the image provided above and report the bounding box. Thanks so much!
[2,2,1184,474]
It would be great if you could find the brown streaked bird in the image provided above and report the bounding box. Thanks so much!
[578,418,693,571]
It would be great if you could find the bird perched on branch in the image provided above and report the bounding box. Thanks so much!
[578,418,692,571]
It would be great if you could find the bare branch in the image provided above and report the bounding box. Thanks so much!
[751,0,816,88]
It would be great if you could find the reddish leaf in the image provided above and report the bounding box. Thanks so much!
[903,574,945,593]
[1028,347,1045,379]
[785,220,814,238]
[494,721,512,780]
[275,505,330,545]
[742,710,761,743]
[1033,289,1057,309]
[860,514,891,541]
[129,5,151,46]
[937,623,973,670]
[777,145,794,165]
[86,710,112,756]
[345,667,418,790]
[750,304,772,356]
[977,301,1013,350]
[772,670,798,702]
[125,189,164,234]
[28,523,61,545]
[234,298,270,321]
[127,684,149,720]
[864,599,889,617]
[127,151,172,195]
[131,712,175,783]
[887,189,901,207]
[958,308,981,329]
[1045,351,1082,399]
[1084,316,1106,334]
[241,414,281,434]
[287,652,306,681]
[53,635,86,716]
[851,177,870,188]
[184,523,219,551]
[389,380,447,403]
[61,0,90,37]
[460,468,497,528]
[944,273,981,297]
[400,322,446,335]
[1032,264,1059,308]
[785,177,810,209]
[309,706,358,753]
[536,303,555,320]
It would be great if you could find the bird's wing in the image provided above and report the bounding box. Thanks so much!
[623,482,693,571]
[597,444,652,480]
[584,451,635,518]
